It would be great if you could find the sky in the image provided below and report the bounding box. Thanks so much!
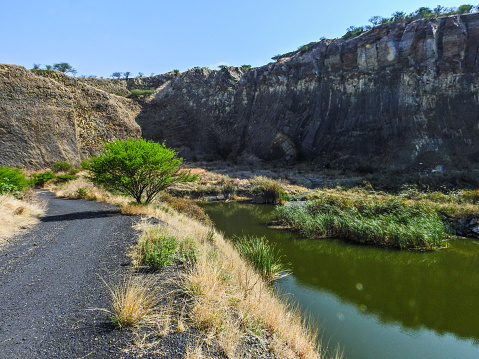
[0,1,473,78]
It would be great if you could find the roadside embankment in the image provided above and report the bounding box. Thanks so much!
[52,176,336,358]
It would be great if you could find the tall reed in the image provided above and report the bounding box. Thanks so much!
[232,236,291,281]
[275,195,445,249]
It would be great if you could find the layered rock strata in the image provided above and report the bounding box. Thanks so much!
[137,13,479,171]
[0,65,141,168]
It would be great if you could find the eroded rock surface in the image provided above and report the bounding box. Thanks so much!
[0,65,141,168]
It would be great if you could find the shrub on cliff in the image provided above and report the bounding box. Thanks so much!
[128,89,154,99]
[82,139,197,204]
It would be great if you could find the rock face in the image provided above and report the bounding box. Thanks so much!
[2,13,479,171]
[137,13,479,171]
[0,65,141,168]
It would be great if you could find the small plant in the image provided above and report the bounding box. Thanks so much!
[28,171,56,188]
[218,65,227,69]
[137,231,179,270]
[298,45,309,52]
[178,237,198,264]
[241,64,252,68]
[51,161,72,173]
[463,189,479,204]
[232,236,291,281]
[173,69,180,74]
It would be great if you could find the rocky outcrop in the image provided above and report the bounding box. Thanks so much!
[0,65,141,168]
[137,13,479,171]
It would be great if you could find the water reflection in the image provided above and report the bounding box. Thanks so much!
[202,202,479,359]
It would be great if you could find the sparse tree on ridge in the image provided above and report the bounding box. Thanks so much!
[111,72,122,79]
[52,62,77,75]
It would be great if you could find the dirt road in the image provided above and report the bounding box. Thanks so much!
[0,191,139,358]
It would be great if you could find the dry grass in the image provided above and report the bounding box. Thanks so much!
[102,275,158,328]
[0,191,46,248]
[134,208,322,358]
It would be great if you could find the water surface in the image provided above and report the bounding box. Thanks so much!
[202,202,479,359]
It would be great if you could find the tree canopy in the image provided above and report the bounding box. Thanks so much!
[344,4,479,39]
[52,62,77,75]
[82,139,197,204]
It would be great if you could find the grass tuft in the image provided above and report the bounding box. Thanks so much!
[103,276,157,328]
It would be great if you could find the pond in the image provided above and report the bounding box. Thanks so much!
[201,201,479,359]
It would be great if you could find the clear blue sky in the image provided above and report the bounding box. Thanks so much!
[0,1,472,78]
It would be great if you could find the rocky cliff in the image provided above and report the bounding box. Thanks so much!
[0,65,141,168]
[2,13,479,171]
[138,12,479,172]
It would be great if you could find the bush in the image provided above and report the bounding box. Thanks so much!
[251,177,287,204]
[220,179,237,200]
[0,167,27,194]
[128,89,154,99]
[28,171,56,188]
[56,174,80,182]
[138,231,178,270]
[51,161,72,173]
[82,138,197,204]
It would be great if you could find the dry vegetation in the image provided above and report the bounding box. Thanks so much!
[52,177,337,359]
[0,191,46,248]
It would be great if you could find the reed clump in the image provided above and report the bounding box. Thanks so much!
[251,176,288,204]
[232,235,291,281]
[276,193,446,250]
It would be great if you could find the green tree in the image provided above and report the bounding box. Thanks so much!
[124,71,131,79]
[369,16,383,26]
[52,62,77,75]
[414,7,433,18]
[391,11,406,21]
[456,4,473,14]
[111,72,122,79]
[81,139,197,204]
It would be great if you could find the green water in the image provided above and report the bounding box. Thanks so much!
[201,201,479,359]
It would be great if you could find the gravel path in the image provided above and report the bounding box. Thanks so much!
[0,191,139,358]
